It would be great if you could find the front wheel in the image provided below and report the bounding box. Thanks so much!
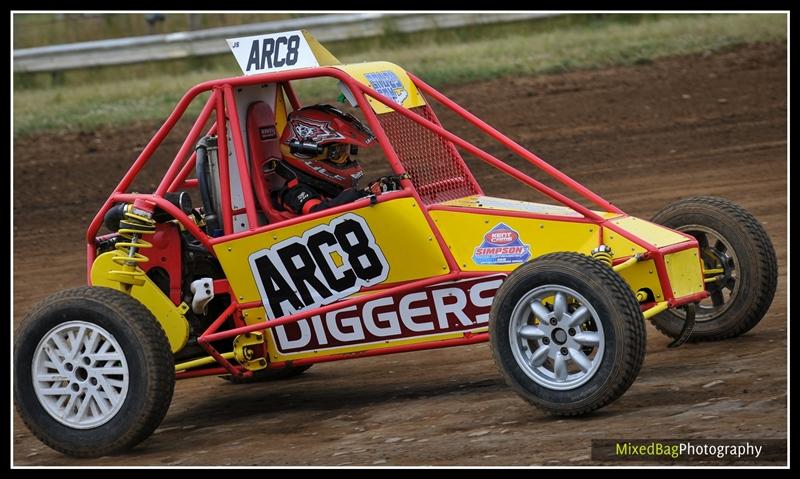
[14,286,175,457]
[650,196,778,342]
[489,253,646,416]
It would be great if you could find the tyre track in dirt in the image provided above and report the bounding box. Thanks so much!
[13,42,786,466]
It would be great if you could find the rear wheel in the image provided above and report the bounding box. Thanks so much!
[489,253,646,416]
[14,286,175,457]
[650,196,777,341]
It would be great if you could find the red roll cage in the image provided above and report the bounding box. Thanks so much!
[86,66,701,380]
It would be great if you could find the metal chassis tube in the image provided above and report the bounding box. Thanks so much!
[84,66,706,380]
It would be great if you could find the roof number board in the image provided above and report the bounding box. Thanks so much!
[227,30,318,75]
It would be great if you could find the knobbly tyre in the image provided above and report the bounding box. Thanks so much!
[13,30,778,457]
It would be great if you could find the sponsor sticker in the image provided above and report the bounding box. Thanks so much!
[249,213,390,320]
[364,71,409,105]
[272,274,505,353]
[472,223,531,265]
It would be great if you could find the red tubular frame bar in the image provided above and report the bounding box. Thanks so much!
[167,120,218,193]
[85,66,706,378]
[356,80,703,305]
[177,332,490,380]
[278,331,489,368]
[214,88,235,235]
[209,188,410,244]
[409,73,624,215]
[359,82,605,221]
[428,204,596,224]
[222,84,259,229]
[281,81,302,110]
[156,93,215,197]
[202,272,459,343]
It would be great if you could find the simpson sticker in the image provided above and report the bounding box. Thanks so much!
[364,71,409,105]
[273,275,505,353]
[472,223,531,265]
[249,213,389,320]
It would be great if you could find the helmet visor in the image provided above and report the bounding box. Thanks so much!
[325,144,352,165]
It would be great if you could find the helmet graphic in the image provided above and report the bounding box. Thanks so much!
[280,104,376,190]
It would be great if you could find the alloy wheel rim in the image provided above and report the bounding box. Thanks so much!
[676,224,740,322]
[31,321,129,429]
[509,285,605,390]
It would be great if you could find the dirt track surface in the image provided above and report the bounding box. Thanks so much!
[13,42,787,466]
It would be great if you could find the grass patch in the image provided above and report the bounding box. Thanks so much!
[13,13,306,49]
[13,13,786,137]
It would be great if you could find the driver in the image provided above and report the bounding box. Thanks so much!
[274,104,404,215]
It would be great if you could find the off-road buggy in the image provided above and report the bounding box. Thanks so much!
[13,30,777,457]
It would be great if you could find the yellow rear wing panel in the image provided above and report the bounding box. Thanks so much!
[335,61,426,114]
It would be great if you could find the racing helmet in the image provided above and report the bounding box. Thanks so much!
[280,104,376,190]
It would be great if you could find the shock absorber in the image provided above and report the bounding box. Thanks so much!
[591,244,613,267]
[110,203,156,291]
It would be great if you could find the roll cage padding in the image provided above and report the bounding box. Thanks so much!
[246,101,295,224]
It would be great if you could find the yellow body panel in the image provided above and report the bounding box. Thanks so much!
[603,217,693,256]
[432,198,700,303]
[602,215,703,300]
[213,197,449,304]
[214,194,703,363]
[429,209,599,271]
[665,248,706,299]
[441,196,621,220]
[602,225,649,257]
[609,216,691,248]
[334,61,426,114]
[300,29,341,66]
[614,259,666,302]
[90,252,190,353]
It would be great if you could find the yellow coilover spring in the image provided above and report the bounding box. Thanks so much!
[110,204,156,288]
[591,244,613,267]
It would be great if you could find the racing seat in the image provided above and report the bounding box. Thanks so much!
[246,101,296,224]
